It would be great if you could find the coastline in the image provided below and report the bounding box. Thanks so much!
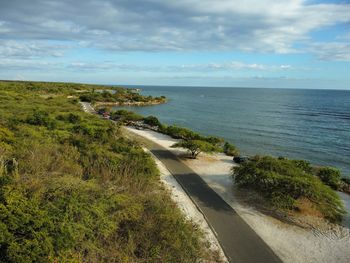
[94,99,167,107]
[125,126,350,263]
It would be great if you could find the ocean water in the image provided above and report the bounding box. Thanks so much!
[116,86,350,177]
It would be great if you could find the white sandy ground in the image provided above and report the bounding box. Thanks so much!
[143,148,228,263]
[126,127,350,263]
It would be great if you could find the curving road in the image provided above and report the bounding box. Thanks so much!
[144,139,282,263]
[81,103,282,263]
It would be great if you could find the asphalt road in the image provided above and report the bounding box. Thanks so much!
[81,104,282,263]
[80,102,96,114]
[144,139,282,263]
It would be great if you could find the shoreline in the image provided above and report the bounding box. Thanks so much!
[125,126,350,263]
[94,99,167,107]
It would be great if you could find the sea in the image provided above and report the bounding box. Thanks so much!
[113,85,350,227]
[117,85,350,178]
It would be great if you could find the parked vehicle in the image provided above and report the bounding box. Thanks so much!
[233,156,249,164]
[102,112,110,119]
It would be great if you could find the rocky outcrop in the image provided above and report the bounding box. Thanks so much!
[339,179,350,194]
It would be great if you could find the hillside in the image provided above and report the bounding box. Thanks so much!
[0,81,218,262]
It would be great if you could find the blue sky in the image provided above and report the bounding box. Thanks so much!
[1,0,350,89]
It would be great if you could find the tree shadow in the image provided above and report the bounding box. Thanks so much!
[151,148,234,214]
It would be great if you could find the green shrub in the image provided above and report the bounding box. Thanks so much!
[143,115,162,127]
[316,167,341,190]
[56,113,82,124]
[161,125,200,140]
[111,110,144,123]
[233,156,345,222]
[223,142,240,156]
[78,89,165,105]
[0,81,214,262]
[26,110,57,130]
[291,159,313,174]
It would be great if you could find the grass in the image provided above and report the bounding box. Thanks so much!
[0,80,220,263]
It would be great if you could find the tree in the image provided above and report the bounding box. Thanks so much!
[316,167,341,190]
[171,140,218,159]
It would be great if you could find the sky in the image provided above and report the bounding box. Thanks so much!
[1,0,350,89]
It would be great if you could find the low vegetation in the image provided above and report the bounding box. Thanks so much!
[80,89,167,105]
[315,167,341,190]
[0,81,219,263]
[109,109,238,159]
[111,109,144,123]
[111,110,239,159]
[232,156,346,222]
[223,142,240,157]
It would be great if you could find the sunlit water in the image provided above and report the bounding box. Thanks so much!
[114,86,350,227]
[117,86,350,176]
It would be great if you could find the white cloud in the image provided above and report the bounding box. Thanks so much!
[0,58,62,70]
[0,0,349,59]
[0,40,70,58]
[66,60,296,72]
[308,42,350,61]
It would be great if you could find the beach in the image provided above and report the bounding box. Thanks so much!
[116,86,350,177]
[125,126,350,263]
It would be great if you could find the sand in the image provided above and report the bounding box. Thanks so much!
[126,126,350,263]
[144,148,228,262]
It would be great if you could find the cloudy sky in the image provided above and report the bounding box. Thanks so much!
[1,0,350,89]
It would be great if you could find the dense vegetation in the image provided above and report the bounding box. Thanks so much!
[109,109,237,159]
[232,156,346,222]
[0,81,219,263]
[315,167,341,190]
[223,142,240,157]
[80,89,166,105]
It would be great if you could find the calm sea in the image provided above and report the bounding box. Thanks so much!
[116,86,350,177]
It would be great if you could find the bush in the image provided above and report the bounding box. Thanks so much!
[316,167,341,190]
[291,159,313,174]
[0,81,214,262]
[232,156,345,222]
[78,89,165,105]
[161,125,200,140]
[202,136,224,146]
[111,109,144,123]
[143,116,162,127]
[56,113,81,124]
[223,142,239,156]
[26,110,57,130]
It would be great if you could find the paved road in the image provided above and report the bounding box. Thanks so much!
[144,139,282,263]
[81,104,282,263]
[80,102,96,114]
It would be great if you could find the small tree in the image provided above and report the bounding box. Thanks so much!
[171,140,218,159]
[317,167,341,190]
